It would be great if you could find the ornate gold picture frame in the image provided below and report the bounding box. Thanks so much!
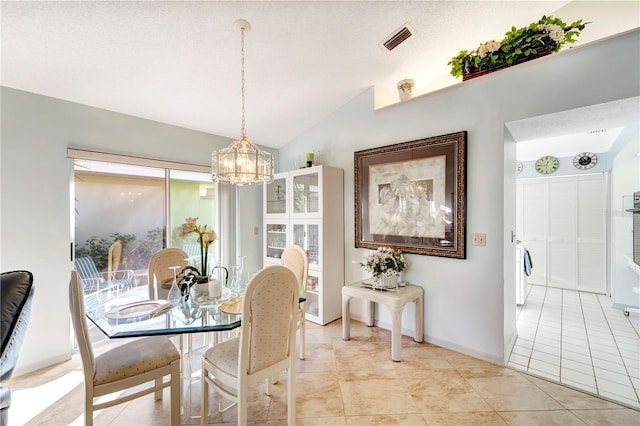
[354,131,467,258]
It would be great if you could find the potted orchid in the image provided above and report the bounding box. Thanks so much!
[178,217,216,284]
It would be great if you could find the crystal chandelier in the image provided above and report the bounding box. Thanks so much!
[211,19,274,186]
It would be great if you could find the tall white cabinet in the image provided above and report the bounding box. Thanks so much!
[517,173,607,293]
[263,165,344,325]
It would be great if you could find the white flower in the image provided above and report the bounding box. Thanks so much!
[360,246,407,277]
[478,40,501,58]
[539,23,565,43]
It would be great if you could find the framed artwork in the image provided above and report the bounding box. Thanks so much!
[354,131,467,258]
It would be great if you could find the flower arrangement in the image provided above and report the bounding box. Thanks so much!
[360,246,407,278]
[448,15,588,79]
[178,217,216,279]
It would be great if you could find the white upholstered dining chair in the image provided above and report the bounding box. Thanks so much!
[69,270,181,426]
[148,248,188,299]
[281,244,308,359]
[200,265,299,425]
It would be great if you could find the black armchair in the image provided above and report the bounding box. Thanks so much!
[1,271,35,426]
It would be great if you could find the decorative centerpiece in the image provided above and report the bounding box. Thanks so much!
[448,15,588,81]
[360,246,407,290]
[178,217,217,285]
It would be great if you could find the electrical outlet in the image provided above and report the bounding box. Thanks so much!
[472,233,486,246]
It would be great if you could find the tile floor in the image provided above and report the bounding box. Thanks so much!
[508,284,640,409]
[6,318,640,425]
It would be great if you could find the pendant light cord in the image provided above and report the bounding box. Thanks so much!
[240,26,246,137]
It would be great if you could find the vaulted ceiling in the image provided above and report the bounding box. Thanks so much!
[1,1,638,149]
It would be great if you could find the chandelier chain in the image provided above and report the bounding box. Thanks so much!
[240,26,246,137]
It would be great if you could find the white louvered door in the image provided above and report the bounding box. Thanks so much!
[517,174,606,293]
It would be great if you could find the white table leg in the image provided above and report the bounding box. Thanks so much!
[365,300,374,326]
[414,295,424,343]
[390,305,403,362]
[342,294,351,340]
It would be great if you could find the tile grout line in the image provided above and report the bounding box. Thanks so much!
[595,291,640,404]
[559,288,564,381]
[528,285,549,371]
[577,290,599,396]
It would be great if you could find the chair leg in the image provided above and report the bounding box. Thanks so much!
[201,361,209,426]
[154,378,163,400]
[238,387,247,426]
[86,393,94,426]
[299,316,305,360]
[287,364,296,425]
[170,360,181,426]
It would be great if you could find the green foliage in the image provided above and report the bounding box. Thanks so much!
[448,16,588,78]
[75,228,164,271]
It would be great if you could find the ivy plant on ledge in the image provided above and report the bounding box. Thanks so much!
[448,15,589,81]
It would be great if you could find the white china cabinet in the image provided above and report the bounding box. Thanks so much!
[263,165,344,324]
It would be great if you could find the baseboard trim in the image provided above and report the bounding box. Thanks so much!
[350,313,504,366]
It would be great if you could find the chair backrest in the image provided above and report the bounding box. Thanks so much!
[107,240,123,279]
[147,248,188,299]
[281,245,308,297]
[74,256,101,280]
[69,271,95,386]
[240,265,298,375]
[0,270,35,381]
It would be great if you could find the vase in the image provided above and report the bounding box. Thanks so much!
[373,273,398,290]
[397,78,415,101]
[462,46,553,81]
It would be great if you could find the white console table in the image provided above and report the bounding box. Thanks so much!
[342,281,423,361]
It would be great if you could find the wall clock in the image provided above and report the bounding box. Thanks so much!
[573,152,597,170]
[516,161,523,174]
[535,155,559,175]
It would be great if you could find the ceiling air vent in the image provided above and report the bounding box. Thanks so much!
[382,24,414,51]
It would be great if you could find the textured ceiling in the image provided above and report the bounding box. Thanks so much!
[1,1,638,149]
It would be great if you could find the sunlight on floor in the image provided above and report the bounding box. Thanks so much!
[10,370,84,426]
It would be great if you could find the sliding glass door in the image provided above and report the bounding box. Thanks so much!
[74,160,218,290]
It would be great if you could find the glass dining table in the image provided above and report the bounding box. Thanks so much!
[85,285,242,339]
[85,282,304,420]
[85,284,244,421]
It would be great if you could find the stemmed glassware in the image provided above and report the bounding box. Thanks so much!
[167,265,182,307]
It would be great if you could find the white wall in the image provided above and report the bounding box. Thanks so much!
[0,88,269,374]
[279,30,640,364]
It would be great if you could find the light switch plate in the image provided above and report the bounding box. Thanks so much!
[472,233,486,246]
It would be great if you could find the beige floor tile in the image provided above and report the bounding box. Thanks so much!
[422,412,508,425]
[345,414,427,425]
[296,342,337,374]
[498,410,586,425]
[338,370,420,416]
[523,375,626,410]
[569,408,640,425]
[465,374,564,411]
[405,369,494,413]
[7,319,639,425]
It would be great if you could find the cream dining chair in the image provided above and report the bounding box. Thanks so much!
[148,248,188,299]
[281,244,308,360]
[69,271,181,426]
[200,265,299,425]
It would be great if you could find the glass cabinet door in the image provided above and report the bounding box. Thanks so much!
[292,172,319,214]
[304,270,320,319]
[292,222,320,266]
[265,176,287,216]
[265,222,287,261]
